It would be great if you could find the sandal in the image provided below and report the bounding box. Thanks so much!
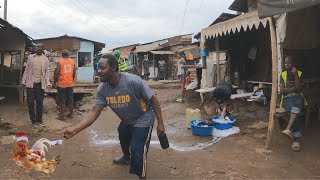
[56,116,66,120]
[292,141,300,152]
[282,129,292,139]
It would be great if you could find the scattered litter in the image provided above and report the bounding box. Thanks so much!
[71,162,92,168]
[78,108,86,113]
[51,139,63,145]
[247,121,268,130]
[255,148,272,155]
[186,81,198,90]
[170,168,181,176]
[253,134,267,139]
[78,148,85,152]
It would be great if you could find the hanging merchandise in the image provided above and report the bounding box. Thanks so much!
[188,53,194,61]
[234,71,240,86]
[248,46,257,60]
[201,49,208,69]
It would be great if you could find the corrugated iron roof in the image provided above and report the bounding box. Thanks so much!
[133,33,194,53]
[35,34,105,47]
[133,41,165,53]
[229,0,248,12]
[139,33,193,46]
[0,18,32,42]
[150,51,175,55]
[209,13,239,26]
[110,43,140,51]
[177,45,199,52]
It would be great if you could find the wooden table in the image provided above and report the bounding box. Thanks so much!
[247,81,272,85]
[0,84,24,104]
[195,85,241,104]
[303,78,320,88]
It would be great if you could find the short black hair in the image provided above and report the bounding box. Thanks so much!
[101,53,119,72]
[213,88,229,101]
[285,55,296,64]
[62,49,69,58]
[212,82,233,101]
[35,43,44,48]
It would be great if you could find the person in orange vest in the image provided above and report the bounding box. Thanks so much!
[54,49,76,120]
[280,56,306,151]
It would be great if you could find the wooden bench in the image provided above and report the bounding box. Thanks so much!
[0,97,4,120]
[195,86,241,105]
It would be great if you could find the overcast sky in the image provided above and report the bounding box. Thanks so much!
[0,0,234,50]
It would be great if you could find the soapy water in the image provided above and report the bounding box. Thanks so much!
[89,129,223,152]
[212,115,235,124]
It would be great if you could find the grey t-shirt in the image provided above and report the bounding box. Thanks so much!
[95,72,155,127]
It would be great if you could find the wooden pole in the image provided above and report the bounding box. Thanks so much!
[265,17,278,150]
[18,48,25,104]
[153,54,155,81]
[215,37,220,84]
[227,51,231,82]
[4,0,7,20]
[171,56,174,81]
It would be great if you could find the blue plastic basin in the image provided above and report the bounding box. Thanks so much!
[212,116,236,130]
[190,120,214,136]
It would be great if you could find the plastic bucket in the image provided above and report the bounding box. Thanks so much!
[212,116,236,130]
[190,120,214,136]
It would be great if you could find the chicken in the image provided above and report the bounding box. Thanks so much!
[33,155,60,175]
[12,131,61,176]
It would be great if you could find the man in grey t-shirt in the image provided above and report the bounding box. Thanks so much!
[60,54,166,179]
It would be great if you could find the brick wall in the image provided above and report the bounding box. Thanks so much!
[35,38,80,51]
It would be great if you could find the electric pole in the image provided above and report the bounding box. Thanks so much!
[4,0,7,20]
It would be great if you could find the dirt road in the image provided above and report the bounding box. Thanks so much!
[1,85,320,179]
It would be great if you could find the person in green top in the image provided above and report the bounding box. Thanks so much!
[113,50,128,72]
[280,56,306,151]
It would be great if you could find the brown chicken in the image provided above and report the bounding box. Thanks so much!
[12,131,61,176]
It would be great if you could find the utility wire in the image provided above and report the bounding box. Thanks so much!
[193,0,205,27]
[39,0,124,46]
[71,0,130,45]
[180,0,190,34]
[46,0,120,42]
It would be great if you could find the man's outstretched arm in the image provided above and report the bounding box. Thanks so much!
[59,105,105,139]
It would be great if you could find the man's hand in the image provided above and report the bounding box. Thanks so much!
[157,123,165,136]
[291,67,298,75]
[221,111,226,118]
[21,84,26,87]
[59,127,77,139]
